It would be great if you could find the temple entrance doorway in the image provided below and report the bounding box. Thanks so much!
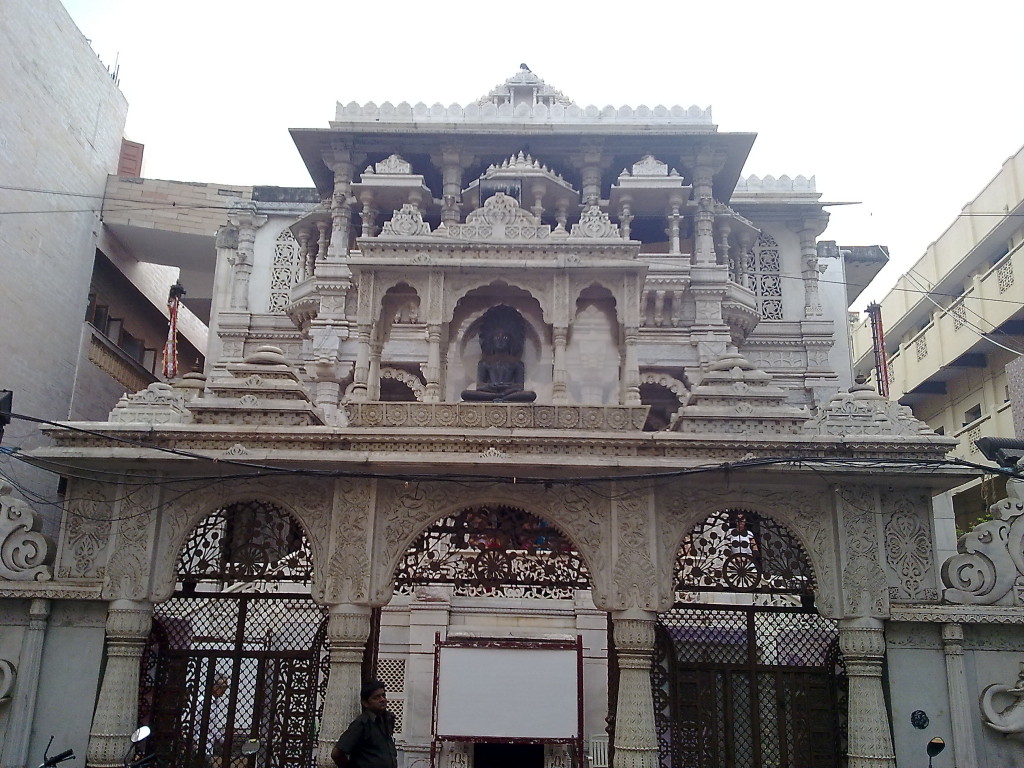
[139,500,328,768]
[640,509,847,768]
[387,504,592,767]
[473,742,544,768]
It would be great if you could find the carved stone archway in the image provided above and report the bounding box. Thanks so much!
[140,499,329,768]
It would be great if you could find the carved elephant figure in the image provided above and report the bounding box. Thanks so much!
[981,681,1024,736]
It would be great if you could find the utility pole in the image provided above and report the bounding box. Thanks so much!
[865,302,890,398]
[0,390,11,444]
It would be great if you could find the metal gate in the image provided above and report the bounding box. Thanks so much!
[139,500,328,768]
[646,509,846,768]
[653,604,845,768]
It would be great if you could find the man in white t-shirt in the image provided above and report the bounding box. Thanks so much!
[193,675,229,768]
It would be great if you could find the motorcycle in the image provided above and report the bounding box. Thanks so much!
[123,726,155,768]
[37,738,74,768]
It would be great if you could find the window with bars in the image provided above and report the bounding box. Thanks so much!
[375,658,406,734]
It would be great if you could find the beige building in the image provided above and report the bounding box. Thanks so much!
[851,144,1024,527]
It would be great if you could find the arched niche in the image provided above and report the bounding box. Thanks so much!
[656,484,838,618]
[639,371,689,431]
[369,481,612,607]
[446,284,551,402]
[152,479,333,604]
[392,504,592,599]
[566,284,620,405]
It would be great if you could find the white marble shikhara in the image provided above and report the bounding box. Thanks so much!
[6,65,1022,768]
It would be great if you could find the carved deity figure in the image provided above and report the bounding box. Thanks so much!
[461,305,536,403]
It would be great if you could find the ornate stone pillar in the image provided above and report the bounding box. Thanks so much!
[0,599,50,768]
[423,324,443,403]
[667,196,684,255]
[618,199,634,240]
[296,226,314,279]
[87,600,153,768]
[317,220,331,265]
[350,323,372,401]
[227,205,267,311]
[622,326,641,405]
[325,147,357,257]
[799,226,823,317]
[317,605,372,768]
[653,291,666,328]
[941,623,977,768]
[838,617,896,768]
[359,192,378,238]
[611,611,658,768]
[715,221,731,267]
[734,232,754,288]
[368,338,383,401]
[438,144,466,226]
[552,325,569,403]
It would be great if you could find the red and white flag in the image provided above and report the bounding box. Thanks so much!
[162,281,186,379]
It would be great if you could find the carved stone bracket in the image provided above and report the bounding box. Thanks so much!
[0,478,54,581]
[942,477,1024,605]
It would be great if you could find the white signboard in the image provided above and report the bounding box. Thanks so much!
[435,645,580,739]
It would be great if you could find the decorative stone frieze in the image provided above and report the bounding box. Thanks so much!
[0,478,54,581]
[443,193,551,241]
[380,204,432,237]
[187,345,325,426]
[570,205,620,239]
[344,401,649,431]
[108,381,191,425]
[883,491,938,602]
[942,477,1024,605]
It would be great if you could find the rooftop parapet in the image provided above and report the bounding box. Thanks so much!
[332,99,714,126]
[732,175,820,200]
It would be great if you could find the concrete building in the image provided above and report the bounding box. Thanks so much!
[6,63,1024,768]
[851,144,1024,529]
[0,1,220,528]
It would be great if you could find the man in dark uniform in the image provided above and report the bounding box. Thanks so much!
[331,680,398,768]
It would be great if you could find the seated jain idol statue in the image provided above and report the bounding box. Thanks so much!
[461,305,537,403]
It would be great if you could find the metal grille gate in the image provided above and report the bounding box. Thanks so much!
[138,501,328,768]
[653,604,845,768]
[636,509,847,768]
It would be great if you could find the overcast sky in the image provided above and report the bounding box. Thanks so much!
[61,0,1024,308]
